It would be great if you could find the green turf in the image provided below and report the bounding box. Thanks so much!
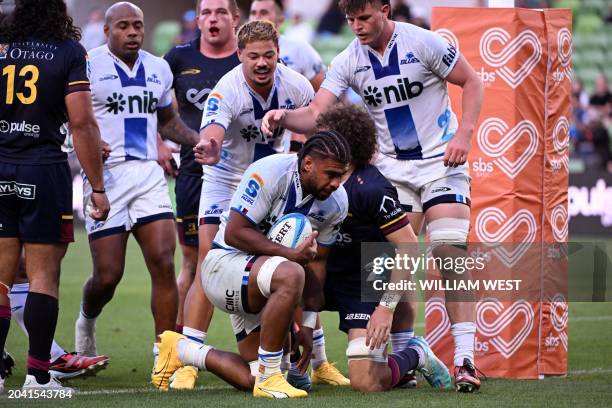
[2,232,612,407]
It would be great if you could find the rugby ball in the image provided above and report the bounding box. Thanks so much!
[267,213,313,248]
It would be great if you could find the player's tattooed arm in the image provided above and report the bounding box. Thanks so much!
[157,105,199,146]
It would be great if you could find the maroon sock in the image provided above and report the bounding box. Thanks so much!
[0,305,10,379]
[175,324,183,334]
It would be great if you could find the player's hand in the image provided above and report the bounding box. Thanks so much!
[89,191,110,221]
[443,128,472,168]
[194,138,220,165]
[157,142,179,177]
[261,109,285,136]
[295,325,313,375]
[366,305,394,350]
[291,232,318,265]
[101,140,111,162]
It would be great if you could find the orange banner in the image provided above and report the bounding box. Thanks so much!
[428,7,571,379]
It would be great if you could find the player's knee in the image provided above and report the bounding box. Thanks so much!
[257,257,304,300]
[346,337,387,392]
[270,261,304,299]
[91,270,122,293]
[350,377,386,393]
[429,217,469,259]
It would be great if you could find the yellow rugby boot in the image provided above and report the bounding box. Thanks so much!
[151,331,185,391]
[169,366,198,390]
[311,362,350,386]
[253,373,308,399]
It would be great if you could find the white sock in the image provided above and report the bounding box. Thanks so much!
[177,338,212,370]
[281,353,291,376]
[451,322,476,367]
[257,347,283,381]
[183,326,206,344]
[153,343,160,367]
[10,283,66,362]
[390,329,414,353]
[78,305,97,329]
[248,361,259,377]
[311,328,327,370]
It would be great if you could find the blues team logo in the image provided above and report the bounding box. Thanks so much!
[0,44,9,59]
[241,173,264,206]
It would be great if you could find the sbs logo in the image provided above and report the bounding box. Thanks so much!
[424,297,451,347]
[476,118,539,179]
[475,207,537,267]
[548,293,568,351]
[548,116,569,173]
[476,298,535,359]
[553,28,572,84]
[479,28,542,89]
[551,204,568,243]
[434,28,459,50]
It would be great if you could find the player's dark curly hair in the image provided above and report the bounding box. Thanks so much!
[0,0,81,42]
[317,103,377,169]
[299,130,352,169]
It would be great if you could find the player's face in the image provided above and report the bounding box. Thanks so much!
[249,0,283,28]
[239,40,278,88]
[198,0,239,47]
[105,11,144,62]
[302,156,349,200]
[345,2,389,46]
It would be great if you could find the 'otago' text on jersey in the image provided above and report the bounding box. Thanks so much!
[88,45,173,166]
[0,39,90,164]
[322,22,460,160]
[213,154,348,250]
[200,64,314,187]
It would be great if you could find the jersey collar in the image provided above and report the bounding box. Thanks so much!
[104,45,143,76]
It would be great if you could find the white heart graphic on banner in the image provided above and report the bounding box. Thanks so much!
[425,297,451,347]
[477,299,535,359]
[480,27,542,89]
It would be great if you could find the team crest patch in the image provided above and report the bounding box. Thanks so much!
[0,44,9,59]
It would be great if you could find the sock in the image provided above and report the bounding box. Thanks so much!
[183,326,206,344]
[311,328,327,370]
[175,324,183,334]
[281,352,291,376]
[10,283,66,362]
[177,338,212,370]
[78,304,97,328]
[451,322,476,366]
[387,347,420,387]
[24,292,58,384]
[0,305,11,379]
[390,329,414,353]
[257,347,283,381]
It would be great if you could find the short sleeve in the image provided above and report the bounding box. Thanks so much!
[158,58,174,108]
[369,181,409,236]
[317,189,348,246]
[320,50,352,98]
[418,29,460,79]
[200,77,235,131]
[65,41,90,95]
[229,161,280,225]
[298,42,325,80]
[298,78,315,107]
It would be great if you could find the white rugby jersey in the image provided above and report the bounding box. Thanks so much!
[322,22,460,160]
[200,63,314,186]
[279,35,325,81]
[88,45,173,166]
[213,154,348,250]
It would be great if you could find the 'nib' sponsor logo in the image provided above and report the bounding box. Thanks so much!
[363,78,423,107]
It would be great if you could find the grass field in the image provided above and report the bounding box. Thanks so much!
[2,232,612,407]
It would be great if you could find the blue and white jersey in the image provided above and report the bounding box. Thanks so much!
[213,154,348,250]
[279,35,324,81]
[200,63,314,187]
[88,45,173,166]
[322,22,460,160]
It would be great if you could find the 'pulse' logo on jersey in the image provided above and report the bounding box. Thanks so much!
[105,91,158,114]
[363,78,423,107]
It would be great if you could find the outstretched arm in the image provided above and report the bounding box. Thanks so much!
[261,88,338,136]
